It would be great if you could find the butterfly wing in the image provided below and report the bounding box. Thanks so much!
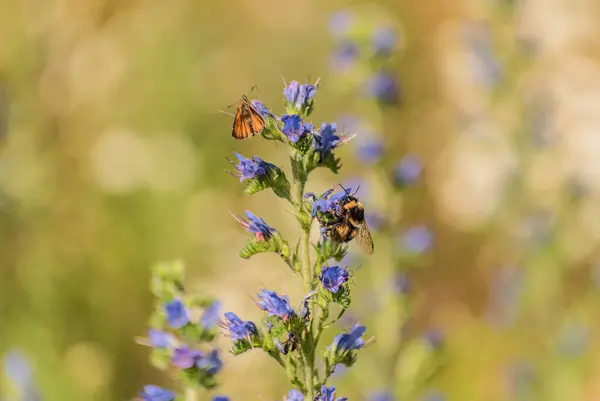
[232,104,253,139]
[248,106,265,135]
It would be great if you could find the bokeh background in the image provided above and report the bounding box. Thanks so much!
[2,0,600,400]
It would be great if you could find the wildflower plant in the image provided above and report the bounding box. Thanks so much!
[221,79,370,400]
[136,260,226,401]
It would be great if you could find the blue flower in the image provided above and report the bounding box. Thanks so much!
[319,265,349,293]
[220,312,258,341]
[283,81,317,110]
[172,346,201,369]
[317,385,348,401]
[148,329,175,348]
[394,155,422,186]
[368,71,400,104]
[200,301,221,329]
[196,349,223,374]
[251,100,276,119]
[401,225,433,254]
[329,11,353,37]
[373,27,397,57]
[365,211,385,231]
[357,138,384,165]
[332,324,368,352]
[281,114,313,143]
[139,385,175,401]
[394,273,410,295]
[305,188,335,217]
[331,40,359,70]
[164,299,189,329]
[313,123,341,155]
[213,396,230,401]
[423,328,444,349]
[369,390,394,401]
[230,152,275,183]
[231,211,275,241]
[257,290,295,319]
[285,389,304,401]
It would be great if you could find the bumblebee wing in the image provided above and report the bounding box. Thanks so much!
[356,221,374,254]
[232,104,253,139]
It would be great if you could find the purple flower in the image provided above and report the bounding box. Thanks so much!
[283,81,317,110]
[357,138,384,165]
[319,266,349,293]
[172,347,222,374]
[139,385,175,401]
[305,188,335,217]
[394,273,410,294]
[164,299,189,329]
[148,330,175,348]
[372,27,397,57]
[365,211,385,231]
[317,385,348,401]
[220,312,257,341]
[402,225,433,254]
[331,40,359,70]
[285,389,304,401]
[368,71,400,104]
[423,328,444,349]
[329,11,353,37]
[213,396,230,401]
[313,123,341,155]
[200,301,221,328]
[251,100,276,119]
[369,390,394,401]
[332,324,368,352]
[257,290,295,319]
[196,349,223,374]
[281,114,313,143]
[230,152,275,183]
[231,211,275,241]
[394,155,422,186]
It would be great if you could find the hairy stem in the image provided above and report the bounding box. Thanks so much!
[295,176,316,399]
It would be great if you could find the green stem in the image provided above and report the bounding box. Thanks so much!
[295,175,316,399]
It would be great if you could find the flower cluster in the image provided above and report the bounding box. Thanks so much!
[221,79,370,400]
[329,10,401,105]
[136,260,227,399]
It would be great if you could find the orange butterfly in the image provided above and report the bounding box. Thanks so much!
[231,95,265,140]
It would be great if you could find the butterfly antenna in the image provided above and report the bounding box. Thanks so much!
[219,109,235,117]
[280,72,288,87]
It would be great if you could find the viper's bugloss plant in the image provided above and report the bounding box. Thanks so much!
[135,260,227,400]
[220,78,371,401]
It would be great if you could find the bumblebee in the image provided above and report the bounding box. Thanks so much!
[315,186,375,254]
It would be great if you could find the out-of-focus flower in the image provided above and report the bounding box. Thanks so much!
[164,299,189,329]
[372,27,397,57]
[219,312,258,341]
[230,152,276,182]
[196,349,223,374]
[369,390,394,401]
[329,11,353,37]
[317,385,348,401]
[320,265,350,293]
[365,211,385,231]
[368,71,400,104]
[423,328,444,349]
[331,40,359,70]
[285,389,305,401]
[394,273,410,294]
[281,114,313,143]
[212,396,230,401]
[139,385,175,401]
[401,225,434,254]
[357,137,384,165]
[251,100,277,119]
[148,329,176,348]
[283,82,317,111]
[200,301,221,328]
[394,155,422,186]
[257,290,295,319]
[231,211,275,241]
[172,347,222,374]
